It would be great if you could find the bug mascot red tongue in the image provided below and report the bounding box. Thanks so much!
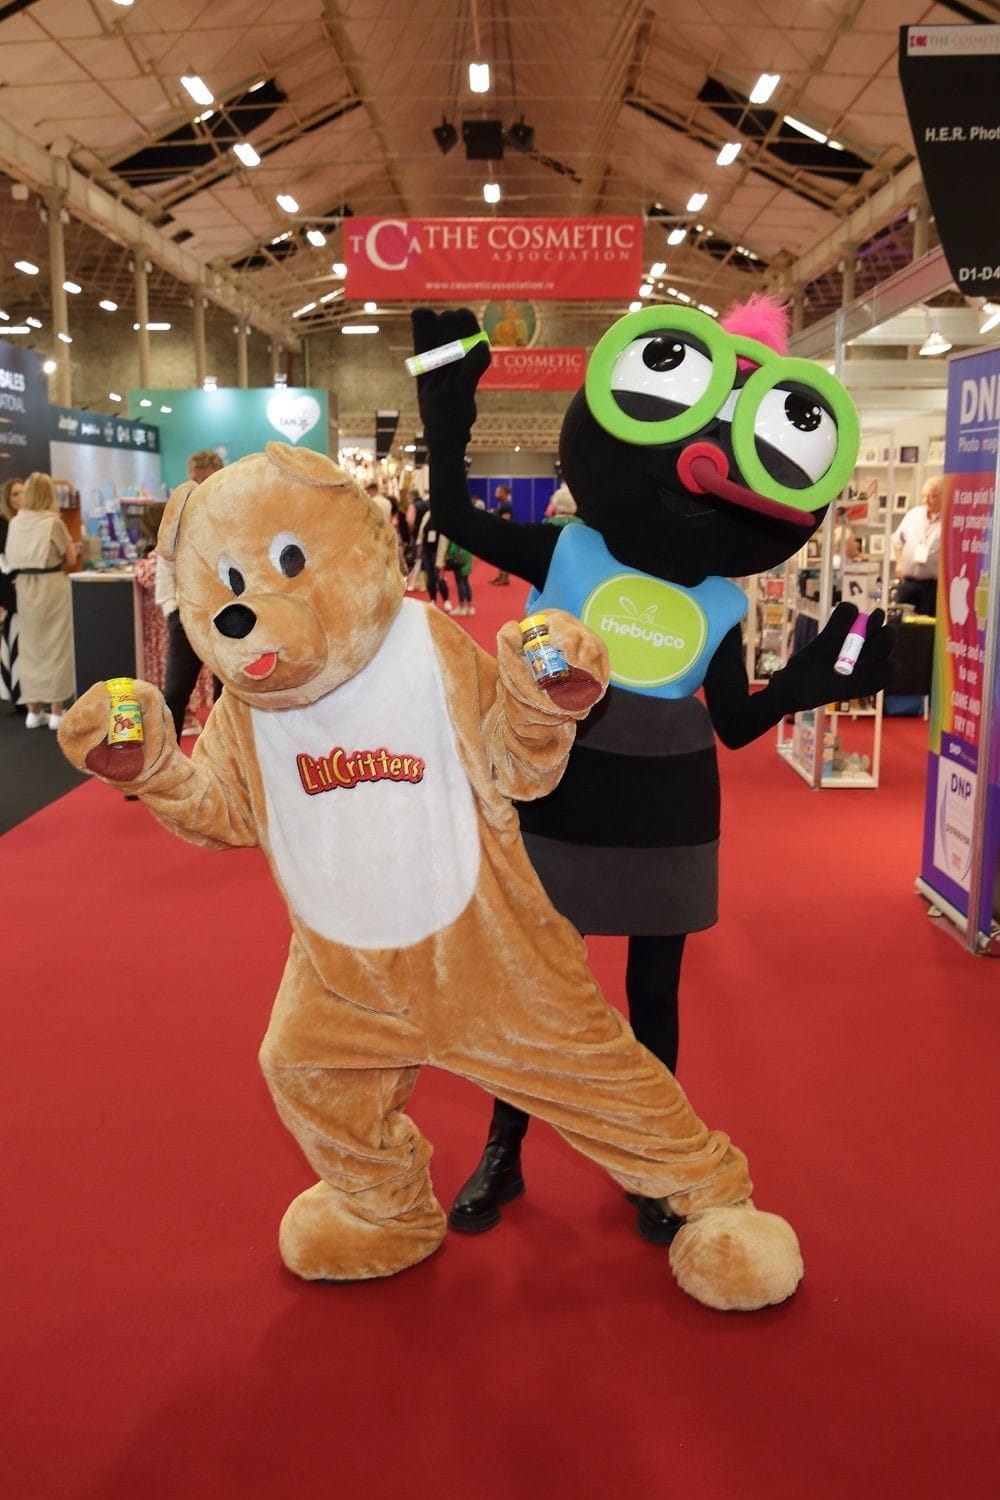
[56,439,805,1312]
[412,296,894,1241]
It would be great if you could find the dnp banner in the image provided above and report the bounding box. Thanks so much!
[920,343,1000,947]
[344,217,643,301]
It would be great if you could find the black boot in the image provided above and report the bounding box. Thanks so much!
[624,1193,684,1246]
[448,1105,528,1234]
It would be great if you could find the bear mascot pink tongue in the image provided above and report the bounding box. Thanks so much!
[58,440,802,1312]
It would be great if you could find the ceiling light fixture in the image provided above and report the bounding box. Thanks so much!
[306,229,327,247]
[139,398,152,407]
[276,193,299,213]
[432,118,458,154]
[109,392,122,401]
[716,142,742,166]
[58,332,73,343]
[667,228,687,246]
[0,310,8,320]
[363,301,377,314]
[341,324,379,335]
[63,280,82,294]
[194,110,214,125]
[42,358,57,374]
[293,302,317,318]
[628,301,643,313]
[784,115,828,145]
[160,406,172,414]
[649,261,667,278]
[639,282,653,297]
[506,118,535,153]
[698,303,718,317]
[749,73,780,105]
[919,330,952,357]
[99,299,118,312]
[978,303,1000,335]
[319,290,343,304]
[232,142,260,167]
[180,75,214,107]
[26,316,42,328]
[686,192,708,212]
[145,322,171,331]
[203,377,218,391]
[331,262,348,278]
[2,326,31,334]
[469,62,491,93]
[15,259,39,275]
[483,182,501,204]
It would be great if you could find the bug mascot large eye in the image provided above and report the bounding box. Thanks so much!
[585,307,736,447]
[730,357,860,512]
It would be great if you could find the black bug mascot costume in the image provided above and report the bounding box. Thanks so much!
[412,298,893,1243]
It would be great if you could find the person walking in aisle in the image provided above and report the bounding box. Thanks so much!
[446,539,474,615]
[892,476,942,617]
[0,477,24,707]
[489,484,513,584]
[159,451,224,738]
[415,506,452,612]
[0,472,75,729]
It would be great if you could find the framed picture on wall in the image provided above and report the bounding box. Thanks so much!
[895,492,909,511]
[869,533,885,557]
[877,493,888,511]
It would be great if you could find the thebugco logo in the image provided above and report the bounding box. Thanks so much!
[581,574,707,688]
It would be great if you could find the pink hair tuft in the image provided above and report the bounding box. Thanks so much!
[720,294,790,363]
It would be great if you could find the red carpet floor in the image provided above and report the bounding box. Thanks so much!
[3,560,999,1499]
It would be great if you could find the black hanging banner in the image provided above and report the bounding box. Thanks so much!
[0,339,51,484]
[898,25,1000,300]
[374,408,399,459]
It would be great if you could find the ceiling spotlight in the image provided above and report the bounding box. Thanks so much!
[232,142,261,168]
[686,192,708,212]
[203,376,218,391]
[293,302,317,318]
[109,392,123,401]
[306,229,327,247]
[63,280,82,294]
[319,290,343,304]
[364,301,378,314]
[639,282,653,298]
[15,259,39,275]
[96,299,117,314]
[749,73,780,105]
[628,300,643,313]
[341,324,379,335]
[331,261,348,278]
[483,182,501,204]
[26,316,42,328]
[58,332,73,343]
[0,309,7,320]
[42,358,57,374]
[919,330,952,357]
[139,398,152,407]
[649,261,667,279]
[784,115,828,145]
[433,118,458,154]
[276,193,299,213]
[506,118,535,153]
[667,228,687,246]
[979,303,1000,335]
[716,142,742,166]
[469,62,491,93]
[180,75,214,107]
[160,405,172,414]
[145,322,171,331]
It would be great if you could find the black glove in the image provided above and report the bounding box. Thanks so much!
[770,603,896,713]
[411,307,492,448]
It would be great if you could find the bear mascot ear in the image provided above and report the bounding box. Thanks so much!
[157,479,197,562]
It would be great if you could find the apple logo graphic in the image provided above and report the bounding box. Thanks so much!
[950,565,971,627]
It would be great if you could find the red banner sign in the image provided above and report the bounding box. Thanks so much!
[479,348,587,391]
[344,217,643,301]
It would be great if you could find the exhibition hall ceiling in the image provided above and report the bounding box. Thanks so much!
[0,0,995,340]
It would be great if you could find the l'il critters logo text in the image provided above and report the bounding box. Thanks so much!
[600,596,686,651]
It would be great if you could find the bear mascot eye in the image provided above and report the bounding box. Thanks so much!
[216,554,246,596]
[269,532,307,578]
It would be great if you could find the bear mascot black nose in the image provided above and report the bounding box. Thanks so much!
[214,603,257,639]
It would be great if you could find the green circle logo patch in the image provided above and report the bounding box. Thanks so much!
[581,574,708,688]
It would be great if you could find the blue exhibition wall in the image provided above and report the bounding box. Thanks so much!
[467,474,557,522]
[128,387,329,488]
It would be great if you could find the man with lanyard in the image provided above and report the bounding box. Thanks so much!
[892,476,942,617]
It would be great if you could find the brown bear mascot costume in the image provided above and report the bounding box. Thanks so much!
[58,440,802,1312]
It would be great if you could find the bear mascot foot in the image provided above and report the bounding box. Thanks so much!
[669,1202,803,1311]
[279,1181,448,1282]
